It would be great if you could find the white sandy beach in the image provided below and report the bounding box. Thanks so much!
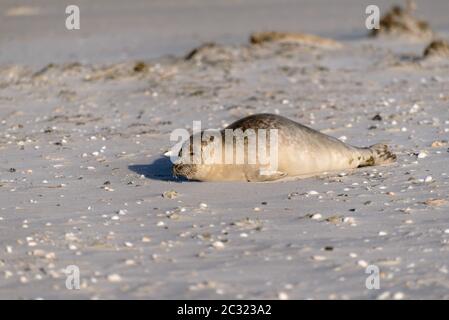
[1,0,449,299]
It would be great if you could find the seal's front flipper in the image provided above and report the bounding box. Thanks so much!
[246,170,287,182]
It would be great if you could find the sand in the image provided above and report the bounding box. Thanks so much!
[1,0,449,299]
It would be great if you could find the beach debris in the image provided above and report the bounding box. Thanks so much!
[423,198,447,206]
[133,61,148,73]
[0,65,32,87]
[166,210,181,220]
[324,214,340,223]
[249,31,342,49]
[423,39,449,59]
[231,218,263,231]
[431,140,447,148]
[324,215,346,224]
[6,6,40,17]
[82,61,151,81]
[162,190,178,199]
[184,42,244,65]
[371,1,433,39]
[185,42,217,60]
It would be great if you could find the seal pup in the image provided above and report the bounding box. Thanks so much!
[173,114,396,182]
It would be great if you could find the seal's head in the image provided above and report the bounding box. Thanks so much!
[173,162,199,180]
[172,130,222,180]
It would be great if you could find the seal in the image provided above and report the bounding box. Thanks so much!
[173,113,396,182]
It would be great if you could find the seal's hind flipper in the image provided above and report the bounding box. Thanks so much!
[359,144,397,167]
[370,144,397,165]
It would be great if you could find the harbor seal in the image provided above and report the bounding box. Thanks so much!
[172,113,396,182]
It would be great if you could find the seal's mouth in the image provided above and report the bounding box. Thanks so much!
[173,163,197,179]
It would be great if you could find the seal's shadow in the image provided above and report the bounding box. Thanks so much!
[128,156,186,182]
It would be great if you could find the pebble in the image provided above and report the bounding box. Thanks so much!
[357,260,368,268]
[417,152,428,159]
[311,255,326,261]
[278,292,289,300]
[31,249,46,257]
[409,103,420,114]
[343,217,356,225]
[393,292,405,300]
[212,241,225,249]
[107,274,122,283]
[125,259,136,266]
[377,291,391,300]
[310,213,322,220]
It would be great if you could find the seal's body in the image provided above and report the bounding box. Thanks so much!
[173,114,396,182]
